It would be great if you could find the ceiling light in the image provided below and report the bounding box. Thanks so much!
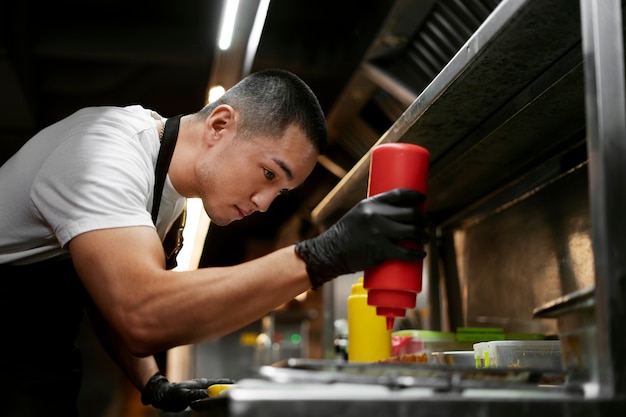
[208,85,226,104]
[243,0,271,75]
[218,0,240,51]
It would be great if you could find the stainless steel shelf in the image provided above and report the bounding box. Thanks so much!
[312,0,626,407]
[312,0,585,228]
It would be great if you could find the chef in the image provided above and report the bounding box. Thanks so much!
[0,68,428,415]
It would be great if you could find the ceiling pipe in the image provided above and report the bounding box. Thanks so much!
[361,62,417,108]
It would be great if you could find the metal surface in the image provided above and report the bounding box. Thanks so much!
[253,358,560,390]
[457,160,592,334]
[325,0,501,150]
[534,287,595,318]
[190,365,626,417]
[190,358,581,416]
[313,0,586,228]
[580,0,626,398]
[190,389,625,417]
[534,287,597,385]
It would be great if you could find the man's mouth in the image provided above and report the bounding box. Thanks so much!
[235,205,249,218]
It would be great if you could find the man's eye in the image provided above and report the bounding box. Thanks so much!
[264,169,275,180]
[279,188,289,196]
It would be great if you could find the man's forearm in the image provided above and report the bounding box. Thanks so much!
[85,299,159,390]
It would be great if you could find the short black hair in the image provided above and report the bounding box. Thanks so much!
[197,69,328,154]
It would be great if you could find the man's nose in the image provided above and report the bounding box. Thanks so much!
[251,190,276,213]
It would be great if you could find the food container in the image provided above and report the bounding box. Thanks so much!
[474,340,562,370]
[392,330,472,363]
[473,342,487,368]
[431,351,476,367]
[456,327,505,343]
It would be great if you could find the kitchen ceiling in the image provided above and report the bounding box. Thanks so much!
[0,0,501,266]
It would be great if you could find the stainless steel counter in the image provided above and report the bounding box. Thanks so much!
[189,359,626,417]
[190,378,625,417]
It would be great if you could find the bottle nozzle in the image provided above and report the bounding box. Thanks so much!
[386,317,395,330]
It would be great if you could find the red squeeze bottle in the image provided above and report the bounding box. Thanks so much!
[364,143,430,330]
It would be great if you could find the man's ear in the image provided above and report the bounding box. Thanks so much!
[206,104,235,140]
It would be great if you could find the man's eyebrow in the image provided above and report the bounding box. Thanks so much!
[272,158,293,180]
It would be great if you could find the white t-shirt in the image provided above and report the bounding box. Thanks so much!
[0,105,186,265]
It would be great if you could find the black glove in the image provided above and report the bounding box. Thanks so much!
[295,188,429,289]
[141,371,235,412]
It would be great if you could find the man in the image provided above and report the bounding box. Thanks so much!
[0,69,428,415]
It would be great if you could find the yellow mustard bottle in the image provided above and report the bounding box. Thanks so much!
[348,277,392,362]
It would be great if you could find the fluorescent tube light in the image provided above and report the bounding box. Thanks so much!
[243,0,271,75]
[218,0,240,50]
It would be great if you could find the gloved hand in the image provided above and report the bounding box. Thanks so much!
[295,188,429,289]
[141,371,235,412]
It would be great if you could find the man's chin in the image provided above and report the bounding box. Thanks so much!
[209,216,238,227]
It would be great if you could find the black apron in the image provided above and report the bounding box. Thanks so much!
[0,115,183,416]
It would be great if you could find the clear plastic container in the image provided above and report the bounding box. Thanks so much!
[392,330,471,363]
[473,342,487,368]
[474,340,562,370]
